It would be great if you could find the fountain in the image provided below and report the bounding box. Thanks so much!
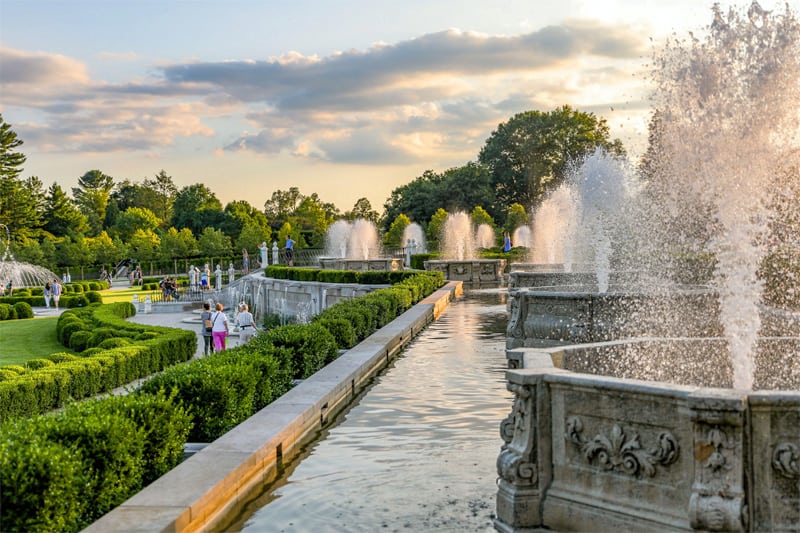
[476,223,496,249]
[424,212,506,282]
[497,3,800,531]
[402,222,427,254]
[319,218,403,271]
[0,223,60,289]
[511,225,531,250]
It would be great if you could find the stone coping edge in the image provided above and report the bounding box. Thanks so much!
[84,280,463,533]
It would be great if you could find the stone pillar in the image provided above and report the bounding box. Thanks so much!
[495,370,550,531]
[688,390,747,532]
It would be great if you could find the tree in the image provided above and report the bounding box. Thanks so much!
[236,220,271,256]
[86,231,126,267]
[142,170,177,225]
[344,197,380,223]
[0,114,26,181]
[264,187,304,230]
[383,214,411,247]
[293,195,335,247]
[382,170,445,233]
[198,227,232,257]
[128,229,161,263]
[427,208,449,244]
[43,184,89,237]
[479,105,625,211]
[435,163,496,218]
[170,184,224,236]
[112,207,161,242]
[220,200,270,242]
[470,206,495,228]
[72,170,114,236]
[504,203,529,234]
[159,227,199,259]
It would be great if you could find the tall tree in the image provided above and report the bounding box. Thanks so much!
[383,213,411,247]
[263,187,304,230]
[72,170,114,236]
[0,114,35,237]
[44,183,90,237]
[479,105,625,211]
[344,197,380,223]
[170,183,224,236]
[142,170,177,225]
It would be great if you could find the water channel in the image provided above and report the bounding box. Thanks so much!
[223,286,511,532]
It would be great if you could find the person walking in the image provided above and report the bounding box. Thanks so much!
[210,302,229,351]
[200,302,215,356]
[285,235,295,267]
[52,278,62,310]
[236,302,256,345]
[43,281,52,308]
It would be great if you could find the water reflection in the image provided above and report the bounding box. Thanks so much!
[226,288,510,532]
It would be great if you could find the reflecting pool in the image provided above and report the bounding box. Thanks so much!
[226,287,510,532]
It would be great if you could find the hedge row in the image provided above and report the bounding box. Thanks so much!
[0,391,191,532]
[136,270,443,443]
[264,265,432,285]
[0,301,34,321]
[0,271,445,530]
[0,302,196,420]
[0,291,102,315]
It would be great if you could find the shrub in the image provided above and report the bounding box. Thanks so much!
[87,328,122,348]
[314,317,357,349]
[0,365,25,375]
[84,291,103,304]
[26,358,55,370]
[0,303,10,320]
[265,323,338,378]
[48,352,78,364]
[13,302,34,319]
[68,330,92,352]
[0,369,19,381]
[97,338,133,350]
[58,320,87,345]
[0,421,87,532]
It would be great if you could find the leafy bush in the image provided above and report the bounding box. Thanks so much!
[0,365,25,375]
[87,328,122,348]
[0,422,87,532]
[314,317,357,349]
[0,303,10,320]
[0,369,19,381]
[13,302,34,319]
[265,323,339,379]
[68,330,92,352]
[84,291,103,304]
[97,338,133,350]
[48,353,78,364]
[26,359,55,370]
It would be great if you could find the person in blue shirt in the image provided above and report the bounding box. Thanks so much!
[285,235,295,266]
[503,232,512,253]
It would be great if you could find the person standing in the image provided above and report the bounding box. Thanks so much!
[285,235,295,267]
[201,264,209,291]
[200,302,215,356]
[52,278,62,310]
[43,281,52,308]
[503,232,512,253]
[211,303,229,351]
[236,303,256,345]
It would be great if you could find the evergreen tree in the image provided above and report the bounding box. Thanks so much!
[72,170,114,236]
[44,183,90,237]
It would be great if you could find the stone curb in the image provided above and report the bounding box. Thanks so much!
[84,281,463,533]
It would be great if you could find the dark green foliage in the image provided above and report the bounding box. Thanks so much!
[0,422,87,533]
[264,323,338,378]
[84,291,103,303]
[97,337,132,350]
[25,358,54,370]
[68,330,91,352]
[87,327,123,348]
[0,303,10,320]
[314,317,357,349]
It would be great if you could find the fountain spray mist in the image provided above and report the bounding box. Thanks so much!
[649,2,800,388]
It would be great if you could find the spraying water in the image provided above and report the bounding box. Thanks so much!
[402,223,427,253]
[529,185,577,266]
[0,223,60,288]
[648,1,800,389]
[323,219,381,260]
[324,220,351,258]
[440,212,476,261]
[512,225,532,249]
[475,224,496,249]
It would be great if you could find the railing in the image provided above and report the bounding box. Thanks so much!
[148,286,209,304]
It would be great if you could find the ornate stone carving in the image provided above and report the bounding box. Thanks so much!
[772,442,800,479]
[565,416,679,477]
[700,426,733,473]
[507,292,528,340]
[497,382,537,486]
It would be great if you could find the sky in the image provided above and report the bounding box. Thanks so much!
[1,0,794,215]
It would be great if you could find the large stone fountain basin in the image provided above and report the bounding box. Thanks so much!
[496,338,800,532]
[424,259,506,282]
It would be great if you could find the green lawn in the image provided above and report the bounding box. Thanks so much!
[98,286,153,304]
[0,317,71,366]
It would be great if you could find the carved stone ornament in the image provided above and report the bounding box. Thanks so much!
[772,442,800,479]
[700,426,733,473]
[565,416,679,477]
[497,383,537,486]
[507,293,528,339]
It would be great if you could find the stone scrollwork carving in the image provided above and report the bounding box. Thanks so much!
[565,416,679,477]
[507,292,528,340]
[772,442,800,479]
[701,426,733,473]
[497,382,537,486]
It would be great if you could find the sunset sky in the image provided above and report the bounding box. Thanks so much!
[1,0,789,214]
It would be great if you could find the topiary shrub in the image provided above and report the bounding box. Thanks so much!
[58,320,86,346]
[68,330,92,352]
[84,291,103,304]
[0,369,19,381]
[0,421,87,533]
[48,353,78,364]
[88,282,101,291]
[0,365,25,376]
[0,303,10,320]
[13,302,34,319]
[26,359,55,370]
[97,338,132,350]
[314,317,357,349]
[265,323,338,379]
[87,328,121,348]
[67,294,90,308]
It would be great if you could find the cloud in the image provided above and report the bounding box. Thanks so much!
[1,19,649,165]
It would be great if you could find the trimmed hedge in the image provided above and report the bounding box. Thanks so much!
[0,291,102,315]
[0,302,196,421]
[0,391,190,532]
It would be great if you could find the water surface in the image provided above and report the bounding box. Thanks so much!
[228,288,511,532]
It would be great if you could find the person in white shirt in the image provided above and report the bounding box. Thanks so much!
[236,302,256,345]
[211,302,229,351]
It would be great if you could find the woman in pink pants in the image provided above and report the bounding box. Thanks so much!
[210,303,229,351]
